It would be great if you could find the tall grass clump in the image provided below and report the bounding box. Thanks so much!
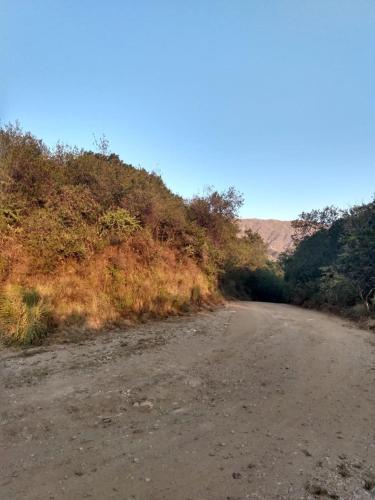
[0,286,51,345]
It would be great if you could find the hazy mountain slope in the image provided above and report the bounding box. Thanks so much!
[238,218,293,258]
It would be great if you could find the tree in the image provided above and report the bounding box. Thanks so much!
[291,206,344,245]
[188,187,243,245]
[337,200,375,311]
[284,199,375,315]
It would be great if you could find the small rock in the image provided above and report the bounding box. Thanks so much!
[305,481,328,496]
[139,400,154,409]
[232,472,242,479]
[364,473,375,491]
[337,462,351,478]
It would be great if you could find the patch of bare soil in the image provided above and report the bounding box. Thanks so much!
[1,302,374,499]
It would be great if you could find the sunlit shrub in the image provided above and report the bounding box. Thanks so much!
[24,209,92,271]
[99,208,140,244]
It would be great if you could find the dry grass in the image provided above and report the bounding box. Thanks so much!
[0,285,51,345]
[0,237,218,344]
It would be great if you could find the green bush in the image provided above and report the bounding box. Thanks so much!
[0,208,19,233]
[47,185,101,226]
[24,209,90,271]
[99,208,140,243]
[319,268,357,307]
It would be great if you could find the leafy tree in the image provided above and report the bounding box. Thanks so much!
[291,206,344,245]
[188,187,243,245]
[337,200,375,311]
[284,199,375,316]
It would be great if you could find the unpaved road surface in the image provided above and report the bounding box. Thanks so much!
[1,302,375,499]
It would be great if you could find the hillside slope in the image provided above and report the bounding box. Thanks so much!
[0,125,273,344]
[238,218,293,258]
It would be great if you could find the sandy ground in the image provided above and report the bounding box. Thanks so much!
[1,302,375,500]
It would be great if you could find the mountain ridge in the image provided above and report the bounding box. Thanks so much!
[238,218,294,259]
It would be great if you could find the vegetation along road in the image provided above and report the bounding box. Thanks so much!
[1,302,375,500]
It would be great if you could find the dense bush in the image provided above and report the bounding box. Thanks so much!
[99,208,140,244]
[283,199,375,316]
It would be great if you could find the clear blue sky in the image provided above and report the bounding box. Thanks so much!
[1,0,374,219]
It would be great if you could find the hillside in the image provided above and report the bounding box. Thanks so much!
[238,218,293,258]
[0,125,275,344]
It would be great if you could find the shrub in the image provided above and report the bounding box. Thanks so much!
[47,185,101,226]
[0,207,20,232]
[99,208,140,244]
[319,268,357,307]
[24,209,90,271]
[0,286,51,345]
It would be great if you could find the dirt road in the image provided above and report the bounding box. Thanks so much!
[1,302,375,499]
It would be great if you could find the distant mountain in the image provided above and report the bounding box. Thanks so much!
[238,218,294,259]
